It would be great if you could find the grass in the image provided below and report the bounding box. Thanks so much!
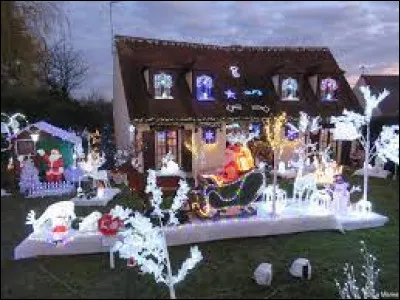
[1,174,399,299]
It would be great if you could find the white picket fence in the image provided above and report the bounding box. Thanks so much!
[25,181,75,198]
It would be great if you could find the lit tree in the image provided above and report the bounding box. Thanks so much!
[263,112,297,216]
[335,241,380,299]
[331,86,391,204]
[113,170,201,299]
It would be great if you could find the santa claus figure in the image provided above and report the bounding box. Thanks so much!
[37,148,64,182]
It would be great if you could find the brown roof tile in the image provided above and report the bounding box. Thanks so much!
[116,35,361,122]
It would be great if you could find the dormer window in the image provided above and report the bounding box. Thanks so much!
[154,73,173,99]
[320,77,338,102]
[281,77,299,101]
[196,75,214,101]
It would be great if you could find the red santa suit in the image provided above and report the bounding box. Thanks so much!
[39,149,64,182]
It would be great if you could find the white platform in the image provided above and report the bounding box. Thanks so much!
[1,189,11,197]
[353,167,390,179]
[14,205,389,260]
[71,188,120,206]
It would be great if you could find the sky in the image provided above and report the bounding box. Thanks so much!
[62,1,399,100]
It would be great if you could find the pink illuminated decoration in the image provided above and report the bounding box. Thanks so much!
[321,78,338,102]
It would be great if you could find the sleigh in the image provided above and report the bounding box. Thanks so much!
[192,169,265,219]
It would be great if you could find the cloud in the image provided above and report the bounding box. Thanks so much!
[61,1,399,100]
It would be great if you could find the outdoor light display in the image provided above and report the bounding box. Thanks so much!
[320,78,338,101]
[202,127,216,144]
[224,89,236,100]
[285,123,300,141]
[282,77,299,100]
[154,73,173,99]
[229,65,240,78]
[196,75,214,100]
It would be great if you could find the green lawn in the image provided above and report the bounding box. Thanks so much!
[1,175,399,299]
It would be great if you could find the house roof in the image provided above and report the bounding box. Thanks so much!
[13,121,82,145]
[359,75,399,118]
[115,35,361,122]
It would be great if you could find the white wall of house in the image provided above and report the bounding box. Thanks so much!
[187,123,226,182]
[112,51,131,151]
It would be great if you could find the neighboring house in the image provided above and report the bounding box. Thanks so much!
[353,74,399,121]
[353,74,399,170]
[113,36,361,178]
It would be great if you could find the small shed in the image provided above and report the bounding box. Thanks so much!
[11,121,83,178]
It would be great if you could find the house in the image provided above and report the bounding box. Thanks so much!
[112,36,361,179]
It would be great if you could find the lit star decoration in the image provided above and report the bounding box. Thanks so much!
[229,66,240,78]
[224,89,236,100]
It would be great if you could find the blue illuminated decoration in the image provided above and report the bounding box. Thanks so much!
[196,75,214,101]
[249,123,261,138]
[285,123,299,141]
[282,77,299,101]
[244,89,263,96]
[202,128,216,144]
[224,89,236,100]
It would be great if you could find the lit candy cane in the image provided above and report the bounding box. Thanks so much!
[229,66,240,78]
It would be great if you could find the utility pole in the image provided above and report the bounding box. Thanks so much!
[110,1,120,56]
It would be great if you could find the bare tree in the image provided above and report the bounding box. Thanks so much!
[40,38,89,99]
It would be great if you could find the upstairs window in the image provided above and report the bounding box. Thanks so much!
[196,75,214,101]
[281,77,299,101]
[154,73,173,99]
[320,78,338,102]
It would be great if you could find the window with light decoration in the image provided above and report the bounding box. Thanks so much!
[281,77,299,101]
[154,73,173,99]
[196,75,214,101]
[320,77,338,102]
[155,130,178,169]
[202,127,216,144]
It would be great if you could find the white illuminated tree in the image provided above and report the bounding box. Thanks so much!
[331,86,391,203]
[113,170,201,299]
[335,241,380,299]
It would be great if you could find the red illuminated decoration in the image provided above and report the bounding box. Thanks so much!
[98,214,123,236]
[205,144,255,185]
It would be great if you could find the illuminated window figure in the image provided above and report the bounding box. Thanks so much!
[154,73,173,99]
[321,78,338,102]
[196,75,214,101]
[249,123,262,138]
[282,77,299,101]
[202,128,216,144]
